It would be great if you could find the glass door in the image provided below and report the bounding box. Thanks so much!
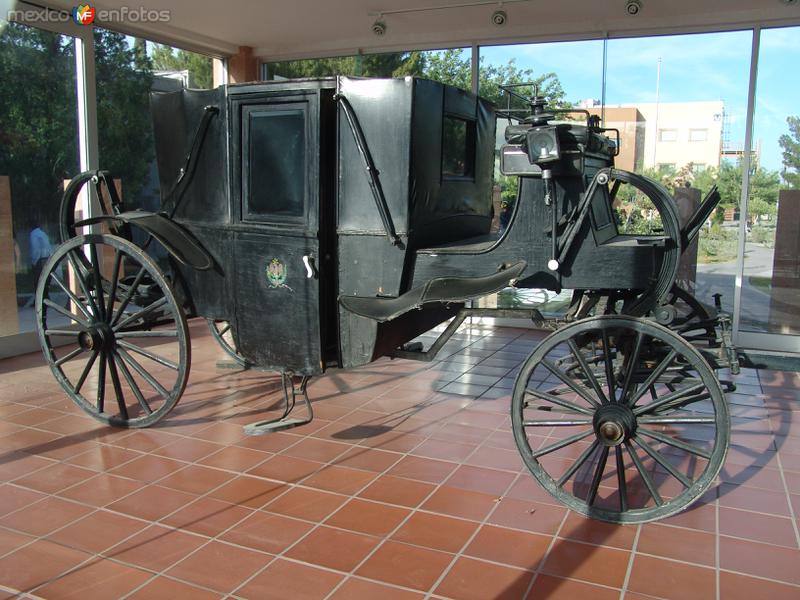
[736,26,800,353]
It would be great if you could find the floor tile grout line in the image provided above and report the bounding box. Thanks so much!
[522,505,572,598]
[773,445,800,550]
[420,471,527,599]
[618,524,641,600]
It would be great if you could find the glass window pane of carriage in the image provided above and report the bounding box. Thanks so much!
[442,116,476,178]
[739,26,800,337]
[0,22,79,337]
[245,109,306,219]
[605,30,753,315]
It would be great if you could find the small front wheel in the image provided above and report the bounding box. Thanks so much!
[511,315,729,524]
[36,234,190,427]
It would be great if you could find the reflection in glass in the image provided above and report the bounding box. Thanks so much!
[740,26,800,337]
[0,23,79,335]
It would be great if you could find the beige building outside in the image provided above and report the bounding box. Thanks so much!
[582,100,725,174]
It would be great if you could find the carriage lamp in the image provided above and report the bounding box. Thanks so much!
[526,126,560,164]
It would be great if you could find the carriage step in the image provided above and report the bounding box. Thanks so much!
[339,261,526,322]
[243,374,313,435]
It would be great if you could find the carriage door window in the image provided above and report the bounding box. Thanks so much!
[243,105,307,221]
[442,116,476,179]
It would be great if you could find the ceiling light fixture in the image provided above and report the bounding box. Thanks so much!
[625,0,642,15]
[369,0,530,34]
[372,17,387,35]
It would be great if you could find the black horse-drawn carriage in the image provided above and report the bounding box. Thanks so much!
[36,76,736,523]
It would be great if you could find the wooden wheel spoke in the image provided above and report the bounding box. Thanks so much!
[615,446,628,512]
[74,349,98,395]
[625,440,663,506]
[600,329,616,402]
[541,359,601,408]
[531,429,595,459]
[88,242,106,321]
[587,445,609,506]
[633,383,706,416]
[633,436,693,489]
[113,296,169,332]
[54,346,85,368]
[66,250,101,319]
[105,250,123,319]
[110,266,147,328]
[113,349,152,415]
[45,329,78,336]
[115,330,178,339]
[116,345,170,399]
[638,415,716,425]
[96,352,107,413]
[43,299,90,329]
[117,339,179,370]
[628,349,678,407]
[106,352,129,420]
[619,331,645,405]
[567,339,608,405]
[523,418,593,427]
[637,428,712,459]
[49,273,93,322]
[218,322,231,336]
[525,388,595,416]
[557,440,599,487]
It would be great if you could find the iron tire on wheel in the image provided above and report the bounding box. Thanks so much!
[511,315,729,524]
[36,234,190,428]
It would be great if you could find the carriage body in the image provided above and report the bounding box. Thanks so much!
[38,75,736,524]
[149,76,685,375]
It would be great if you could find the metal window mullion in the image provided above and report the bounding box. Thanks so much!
[471,43,479,95]
[731,27,760,344]
[74,27,101,232]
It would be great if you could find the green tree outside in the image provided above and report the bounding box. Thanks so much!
[151,43,213,89]
[779,115,800,189]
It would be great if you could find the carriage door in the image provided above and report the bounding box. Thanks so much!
[231,91,324,375]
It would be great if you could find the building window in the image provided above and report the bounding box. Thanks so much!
[691,163,707,174]
[689,128,708,142]
[657,163,676,172]
[658,129,678,142]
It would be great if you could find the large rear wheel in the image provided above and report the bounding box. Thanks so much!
[36,234,190,427]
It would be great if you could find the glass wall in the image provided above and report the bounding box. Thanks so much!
[604,31,753,315]
[0,22,79,336]
[480,40,604,243]
[263,48,472,91]
[94,28,213,215]
[740,26,800,341]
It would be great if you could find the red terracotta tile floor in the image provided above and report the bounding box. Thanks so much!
[0,318,798,599]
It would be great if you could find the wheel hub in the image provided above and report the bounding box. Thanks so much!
[593,403,637,447]
[78,322,114,352]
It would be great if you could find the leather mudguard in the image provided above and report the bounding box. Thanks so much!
[76,211,214,271]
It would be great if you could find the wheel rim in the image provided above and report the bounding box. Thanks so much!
[36,234,190,427]
[511,315,729,524]
[208,319,247,366]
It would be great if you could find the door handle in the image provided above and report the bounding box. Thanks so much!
[302,255,317,279]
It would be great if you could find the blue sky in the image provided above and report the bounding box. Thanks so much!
[479,27,800,174]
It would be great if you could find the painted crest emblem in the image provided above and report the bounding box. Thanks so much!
[266,258,292,291]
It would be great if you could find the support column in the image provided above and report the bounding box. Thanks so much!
[0,176,19,336]
[228,46,259,84]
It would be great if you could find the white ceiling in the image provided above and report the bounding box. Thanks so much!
[39,0,800,59]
